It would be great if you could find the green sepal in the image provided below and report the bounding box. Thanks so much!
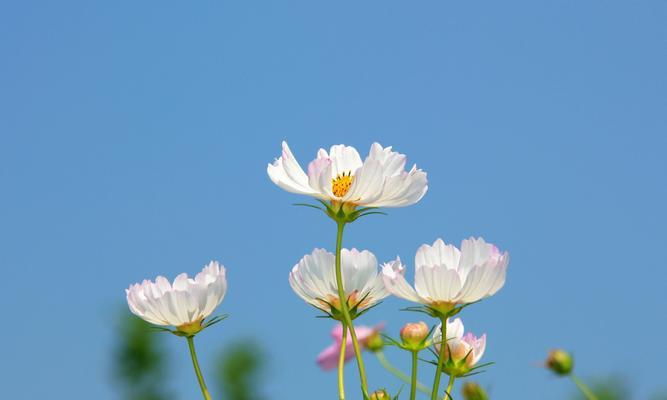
[393,385,404,400]
[201,314,229,330]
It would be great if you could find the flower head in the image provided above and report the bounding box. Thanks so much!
[382,238,508,316]
[267,141,428,209]
[433,318,487,377]
[126,261,227,336]
[289,248,390,319]
[317,323,385,370]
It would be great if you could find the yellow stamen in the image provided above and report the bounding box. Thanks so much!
[332,171,354,198]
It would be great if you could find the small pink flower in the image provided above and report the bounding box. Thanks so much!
[317,323,385,370]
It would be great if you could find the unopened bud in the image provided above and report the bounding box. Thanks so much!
[462,381,489,400]
[545,349,574,376]
[365,331,384,352]
[400,321,430,350]
[369,389,391,400]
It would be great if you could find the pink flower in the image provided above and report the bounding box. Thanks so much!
[317,323,385,370]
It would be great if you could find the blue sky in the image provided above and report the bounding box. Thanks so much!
[1,1,665,399]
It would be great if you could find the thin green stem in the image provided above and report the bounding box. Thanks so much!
[334,221,369,398]
[375,351,430,395]
[186,336,212,400]
[410,351,419,400]
[431,318,448,400]
[571,375,599,400]
[443,375,455,400]
[338,323,348,400]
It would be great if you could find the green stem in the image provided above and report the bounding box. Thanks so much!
[571,375,599,400]
[334,220,369,398]
[338,323,348,400]
[443,375,455,400]
[375,351,430,395]
[186,336,212,400]
[431,318,448,400]
[410,351,419,400]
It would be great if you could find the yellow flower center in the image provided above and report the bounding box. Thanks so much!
[331,171,354,197]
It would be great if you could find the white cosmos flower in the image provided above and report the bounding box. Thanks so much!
[267,141,428,208]
[126,261,227,331]
[433,318,487,374]
[289,248,390,316]
[382,238,508,311]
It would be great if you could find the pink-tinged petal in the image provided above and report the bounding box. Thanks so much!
[316,342,351,370]
[307,156,331,190]
[381,258,422,303]
[471,333,487,365]
[330,324,345,342]
[318,323,384,371]
[267,141,321,196]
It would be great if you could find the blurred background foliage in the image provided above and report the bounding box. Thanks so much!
[570,377,628,400]
[112,311,267,400]
[112,312,170,400]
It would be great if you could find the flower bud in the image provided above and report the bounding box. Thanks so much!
[400,321,430,350]
[462,381,489,400]
[365,331,384,352]
[369,389,391,400]
[545,349,574,376]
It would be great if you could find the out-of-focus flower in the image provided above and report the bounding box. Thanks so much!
[545,349,574,376]
[399,321,431,350]
[433,318,486,377]
[382,238,508,316]
[289,248,389,319]
[126,261,227,336]
[267,141,428,209]
[369,389,392,400]
[461,381,489,400]
[317,323,385,370]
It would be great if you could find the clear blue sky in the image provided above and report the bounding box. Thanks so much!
[1,1,665,399]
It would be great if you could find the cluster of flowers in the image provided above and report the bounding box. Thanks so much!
[125,142,509,400]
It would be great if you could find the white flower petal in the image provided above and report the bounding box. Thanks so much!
[381,258,422,303]
[414,264,462,302]
[289,248,387,313]
[328,144,363,177]
[125,262,227,327]
[267,141,321,196]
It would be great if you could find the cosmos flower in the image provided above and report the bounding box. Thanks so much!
[289,248,390,318]
[433,318,487,376]
[126,261,227,335]
[382,238,508,314]
[317,323,385,370]
[267,141,428,208]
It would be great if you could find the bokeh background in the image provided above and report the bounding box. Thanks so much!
[1,1,665,399]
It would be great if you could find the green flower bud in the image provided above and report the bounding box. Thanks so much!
[365,331,384,352]
[462,381,489,400]
[545,349,574,376]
